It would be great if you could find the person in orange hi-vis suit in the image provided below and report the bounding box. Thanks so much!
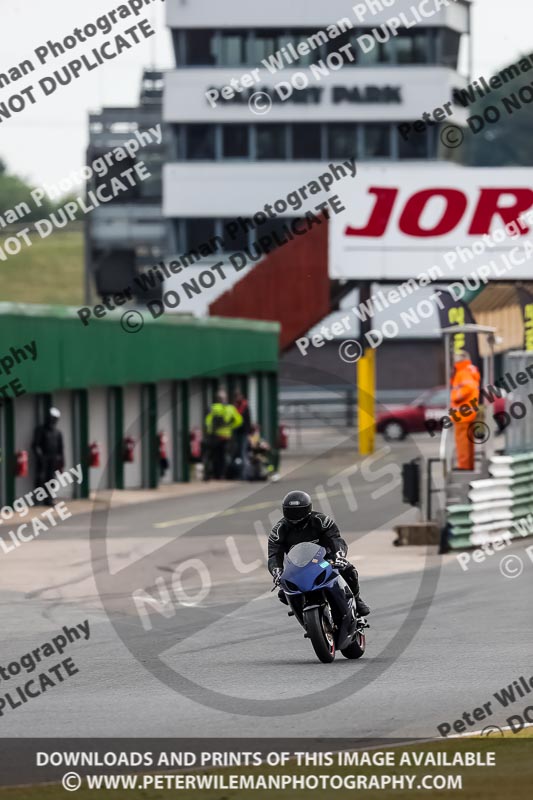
[450,350,481,470]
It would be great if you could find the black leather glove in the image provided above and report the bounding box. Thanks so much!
[272,567,282,586]
[333,554,348,570]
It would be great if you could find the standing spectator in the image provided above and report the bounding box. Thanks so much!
[233,389,252,479]
[31,407,64,505]
[204,390,242,479]
[450,350,480,470]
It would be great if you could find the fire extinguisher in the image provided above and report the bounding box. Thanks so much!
[15,450,28,478]
[158,431,169,476]
[89,442,100,468]
[277,424,289,450]
[123,436,135,463]
[189,427,202,462]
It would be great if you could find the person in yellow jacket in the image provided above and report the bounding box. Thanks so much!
[204,390,243,479]
[450,350,481,470]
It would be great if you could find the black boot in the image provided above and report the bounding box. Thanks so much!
[341,565,370,615]
[355,595,370,616]
[277,589,288,606]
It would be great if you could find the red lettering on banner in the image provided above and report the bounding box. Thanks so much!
[468,188,533,234]
[344,187,398,237]
[344,186,533,238]
[399,188,468,237]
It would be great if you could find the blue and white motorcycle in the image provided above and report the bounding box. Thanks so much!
[279,541,368,663]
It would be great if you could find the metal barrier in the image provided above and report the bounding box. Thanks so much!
[502,351,533,453]
[278,387,423,430]
[279,392,356,430]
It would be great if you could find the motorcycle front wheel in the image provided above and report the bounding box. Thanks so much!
[305,606,335,663]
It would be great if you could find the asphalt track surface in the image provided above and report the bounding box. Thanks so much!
[1,434,532,753]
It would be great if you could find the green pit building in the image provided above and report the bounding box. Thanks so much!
[0,304,279,505]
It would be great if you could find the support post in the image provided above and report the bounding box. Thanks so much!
[268,372,279,471]
[357,282,375,456]
[181,381,190,483]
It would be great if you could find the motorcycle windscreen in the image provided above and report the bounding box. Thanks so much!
[286,542,326,567]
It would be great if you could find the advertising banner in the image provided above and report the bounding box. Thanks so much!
[330,165,533,280]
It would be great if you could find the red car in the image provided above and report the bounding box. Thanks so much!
[376,386,506,441]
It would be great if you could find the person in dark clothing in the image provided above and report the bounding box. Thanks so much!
[232,390,252,479]
[267,490,370,616]
[31,407,64,506]
[247,424,272,481]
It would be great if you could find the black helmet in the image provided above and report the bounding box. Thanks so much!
[282,490,312,524]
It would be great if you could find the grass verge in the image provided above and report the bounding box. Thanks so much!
[0,227,83,306]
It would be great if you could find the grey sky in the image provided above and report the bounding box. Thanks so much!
[0,0,173,188]
[0,0,531,188]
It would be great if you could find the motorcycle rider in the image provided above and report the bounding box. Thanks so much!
[268,490,370,616]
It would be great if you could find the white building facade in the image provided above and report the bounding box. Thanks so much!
[162,0,471,314]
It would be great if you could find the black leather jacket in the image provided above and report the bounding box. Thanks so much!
[267,511,347,574]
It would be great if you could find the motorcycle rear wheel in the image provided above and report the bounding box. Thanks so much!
[341,631,366,659]
[305,607,335,663]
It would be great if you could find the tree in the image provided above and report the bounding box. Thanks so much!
[460,56,533,166]
[0,158,67,221]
